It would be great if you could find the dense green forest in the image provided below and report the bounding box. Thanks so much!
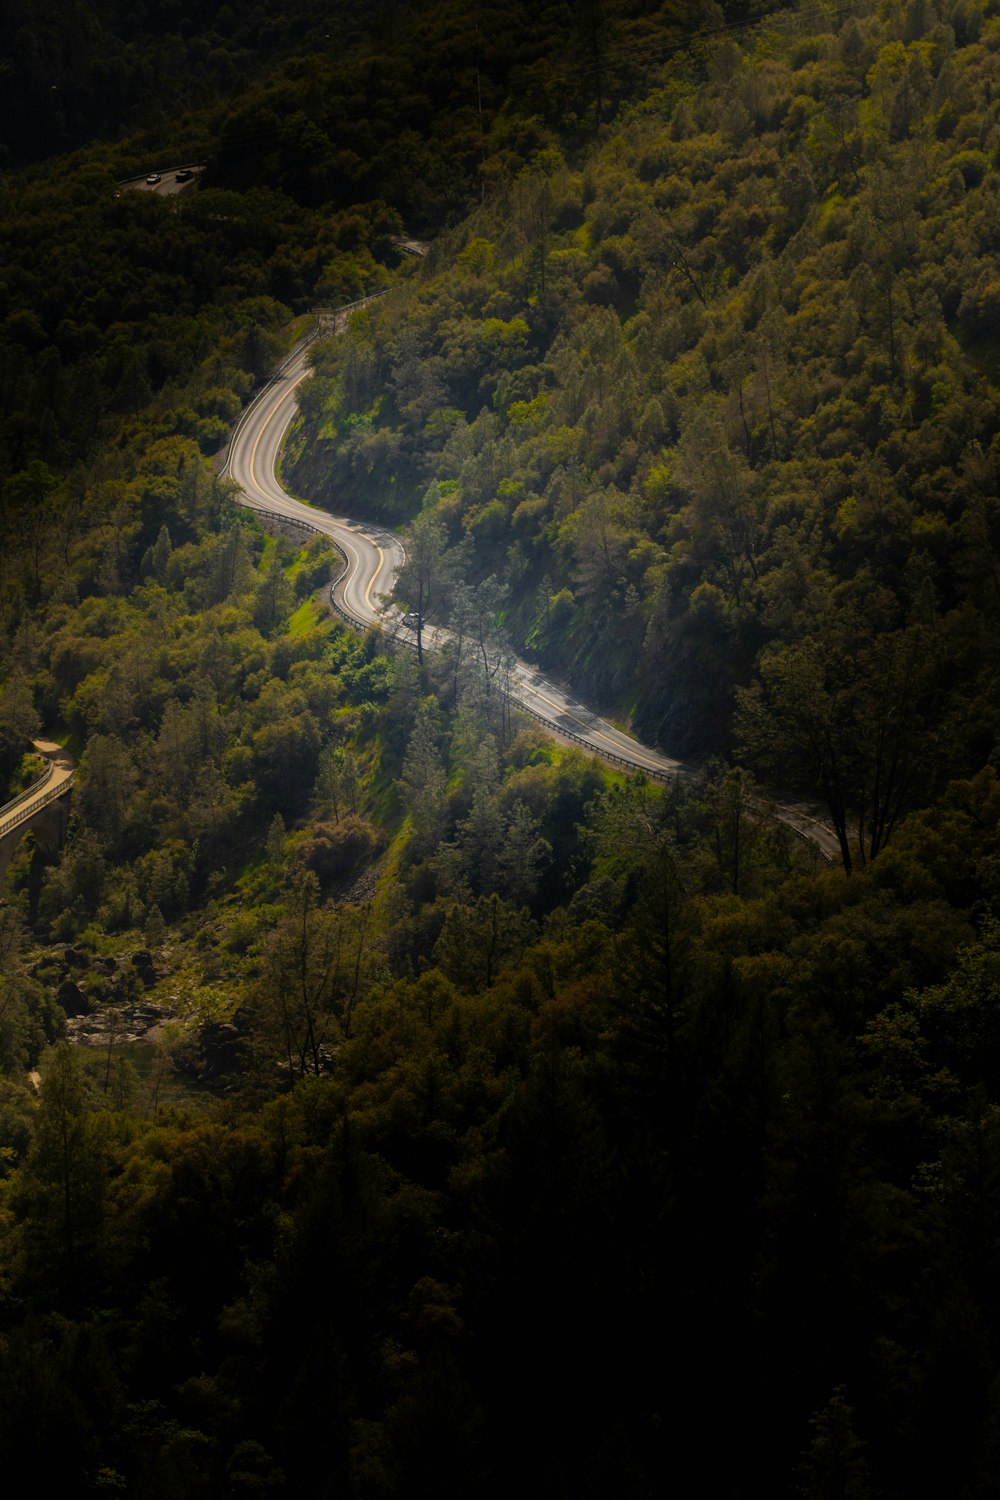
[286,0,1000,846]
[2,0,1000,1494]
[0,0,396,166]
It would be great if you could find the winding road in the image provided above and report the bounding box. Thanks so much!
[222,307,405,628]
[223,307,840,863]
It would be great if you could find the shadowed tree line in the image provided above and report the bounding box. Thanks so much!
[0,1,1000,1495]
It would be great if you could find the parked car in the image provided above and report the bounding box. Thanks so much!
[175,169,193,182]
[402,612,421,630]
[146,173,160,185]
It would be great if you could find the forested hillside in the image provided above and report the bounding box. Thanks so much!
[1,2,1000,1495]
[286,0,1000,859]
[0,0,392,166]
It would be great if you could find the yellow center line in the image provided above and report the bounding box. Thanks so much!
[248,386,284,494]
[243,356,396,626]
[364,543,386,608]
[249,365,309,494]
[247,368,659,765]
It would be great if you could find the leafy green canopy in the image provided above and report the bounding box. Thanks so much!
[1,3,1000,1493]
[286,0,1000,860]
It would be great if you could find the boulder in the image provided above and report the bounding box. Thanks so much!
[131,949,157,986]
[56,979,89,1017]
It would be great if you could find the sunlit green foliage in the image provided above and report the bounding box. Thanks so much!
[3,1,1000,1495]
[284,0,1000,866]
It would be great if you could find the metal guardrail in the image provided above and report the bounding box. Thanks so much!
[234,331,704,788]
[242,502,371,635]
[0,760,54,822]
[0,769,75,840]
[237,303,838,863]
[512,698,685,786]
[514,696,830,857]
[248,505,316,535]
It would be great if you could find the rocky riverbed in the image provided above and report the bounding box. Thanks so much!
[33,942,171,1045]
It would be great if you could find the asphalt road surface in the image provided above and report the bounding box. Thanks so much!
[0,739,76,847]
[120,166,204,195]
[223,311,841,863]
[222,322,689,772]
[222,316,405,624]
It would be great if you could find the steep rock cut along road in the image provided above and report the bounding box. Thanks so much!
[223,306,840,864]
